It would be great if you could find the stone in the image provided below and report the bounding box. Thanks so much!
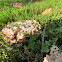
[43,57,48,62]
[43,45,62,62]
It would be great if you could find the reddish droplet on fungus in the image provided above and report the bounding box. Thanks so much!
[22,30,24,32]
[11,35,16,40]
[19,38,23,42]
[11,38,14,40]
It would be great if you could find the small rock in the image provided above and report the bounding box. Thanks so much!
[43,45,62,62]
[43,57,48,62]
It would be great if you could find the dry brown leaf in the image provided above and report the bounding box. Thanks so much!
[13,2,24,8]
[42,8,53,15]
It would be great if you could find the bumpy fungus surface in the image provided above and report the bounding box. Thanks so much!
[2,20,41,44]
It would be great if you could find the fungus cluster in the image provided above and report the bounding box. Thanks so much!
[2,20,41,44]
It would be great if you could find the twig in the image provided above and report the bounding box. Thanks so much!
[41,26,46,49]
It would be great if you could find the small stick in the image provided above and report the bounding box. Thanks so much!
[41,26,46,49]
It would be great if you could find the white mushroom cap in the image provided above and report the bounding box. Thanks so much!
[2,28,14,38]
[9,39,16,45]
[17,33,24,41]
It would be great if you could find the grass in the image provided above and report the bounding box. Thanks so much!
[0,0,62,26]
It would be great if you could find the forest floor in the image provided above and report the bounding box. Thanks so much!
[0,0,62,62]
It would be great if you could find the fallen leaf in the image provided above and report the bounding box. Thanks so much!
[13,2,24,8]
[42,8,53,15]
